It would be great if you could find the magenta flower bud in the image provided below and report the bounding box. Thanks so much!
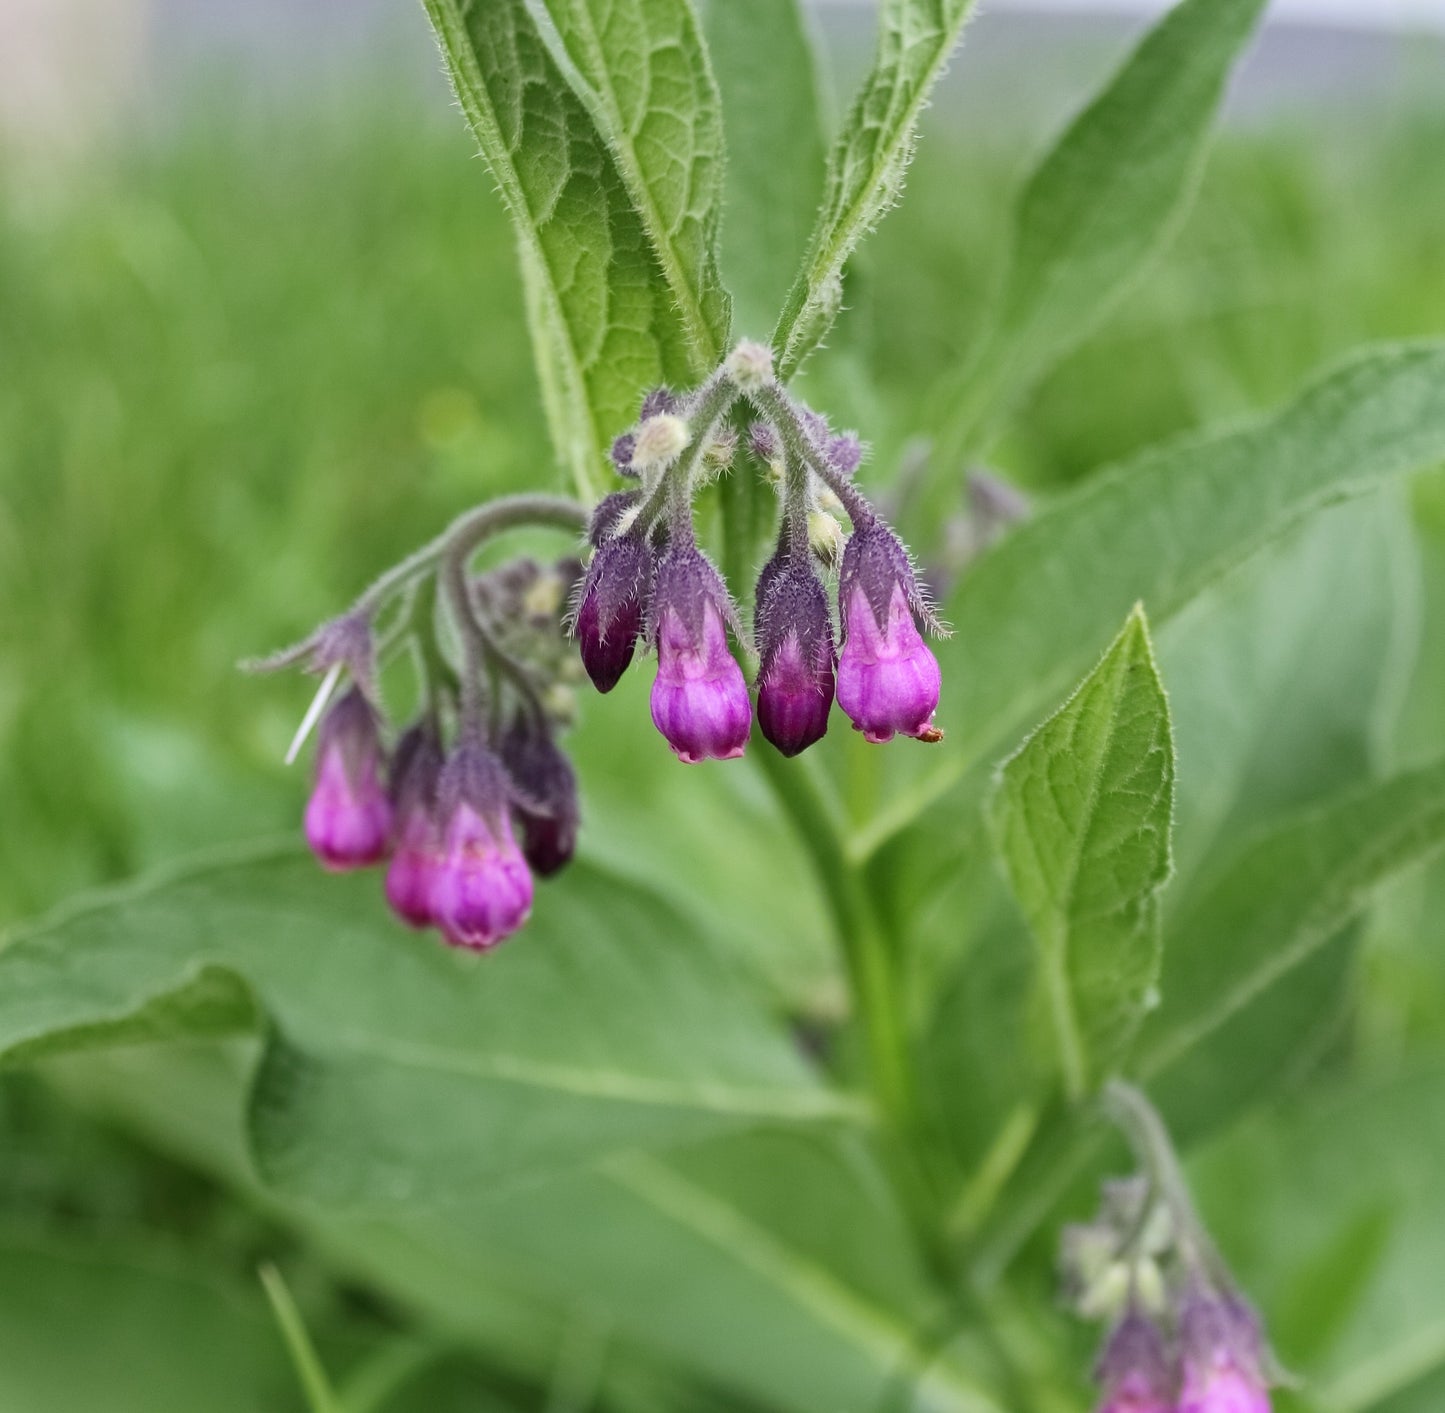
[500,717,580,878]
[572,534,653,693]
[648,546,751,764]
[304,688,393,871]
[430,741,533,951]
[384,722,444,929]
[1094,1312,1176,1413]
[755,553,835,757]
[1177,1294,1272,1413]
[835,522,942,743]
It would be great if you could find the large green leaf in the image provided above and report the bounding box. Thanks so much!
[421,0,695,497]
[0,1230,296,1413]
[990,606,1175,1100]
[1141,758,1445,1091]
[48,1046,1005,1413]
[771,0,978,378]
[1189,1064,1445,1413]
[933,0,1268,459]
[0,847,856,1207]
[859,342,1445,860]
[701,0,826,338]
[525,0,731,370]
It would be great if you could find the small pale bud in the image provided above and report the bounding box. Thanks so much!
[632,413,691,471]
[807,510,846,570]
[725,340,774,392]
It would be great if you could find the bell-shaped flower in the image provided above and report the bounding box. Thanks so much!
[304,688,393,871]
[430,740,534,950]
[835,521,941,743]
[648,545,751,763]
[754,551,835,757]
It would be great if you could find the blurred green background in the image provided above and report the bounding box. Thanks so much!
[4,4,1445,1409]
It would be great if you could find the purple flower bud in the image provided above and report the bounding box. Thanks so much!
[649,546,751,764]
[835,522,942,743]
[748,422,780,463]
[827,432,863,477]
[500,717,580,878]
[430,741,533,951]
[639,386,678,420]
[304,688,393,871]
[572,534,653,693]
[754,553,835,757]
[1177,1294,1272,1413]
[588,490,641,545]
[610,432,637,474]
[1094,1312,1176,1413]
[384,723,444,929]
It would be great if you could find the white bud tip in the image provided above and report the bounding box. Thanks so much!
[631,412,691,471]
[725,340,774,392]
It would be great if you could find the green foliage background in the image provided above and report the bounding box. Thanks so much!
[3,7,1445,1410]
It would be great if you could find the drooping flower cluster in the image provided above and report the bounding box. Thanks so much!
[256,546,586,952]
[255,340,951,948]
[1062,1087,1278,1413]
[572,341,945,761]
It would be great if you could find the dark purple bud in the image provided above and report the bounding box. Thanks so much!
[1094,1311,1176,1413]
[836,521,941,744]
[649,546,751,764]
[588,490,641,546]
[572,535,653,693]
[610,433,637,474]
[1177,1292,1271,1413]
[639,386,678,420]
[827,432,863,477]
[304,688,393,871]
[747,422,779,463]
[500,717,580,878]
[754,553,835,757]
[384,722,444,929]
[430,741,533,951]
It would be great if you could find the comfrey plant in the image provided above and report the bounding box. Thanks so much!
[9,0,1445,1408]
[256,341,942,949]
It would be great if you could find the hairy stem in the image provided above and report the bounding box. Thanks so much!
[634,370,740,535]
[752,749,913,1129]
[356,493,588,620]
[748,380,876,528]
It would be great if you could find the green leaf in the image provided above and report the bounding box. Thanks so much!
[862,342,1445,859]
[701,0,826,338]
[1141,757,1445,1088]
[421,0,696,497]
[0,1230,295,1413]
[771,0,978,379]
[990,605,1175,1100]
[524,0,732,370]
[935,0,1268,457]
[0,847,856,1207]
[52,1046,1005,1413]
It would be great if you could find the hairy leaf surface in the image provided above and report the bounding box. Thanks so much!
[991,606,1175,1099]
[423,0,695,496]
[526,0,731,369]
[772,0,977,378]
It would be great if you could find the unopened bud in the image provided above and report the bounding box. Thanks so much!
[632,413,691,472]
[725,340,774,392]
[808,510,846,570]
